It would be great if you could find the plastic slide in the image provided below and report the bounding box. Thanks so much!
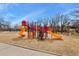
[18,25,26,37]
[47,31,63,40]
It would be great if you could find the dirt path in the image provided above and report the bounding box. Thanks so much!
[0,43,52,56]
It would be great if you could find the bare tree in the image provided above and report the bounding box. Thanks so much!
[59,14,70,33]
[70,9,79,33]
[49,14,61,33]
[0,17,5,31]
[0,17,11,31]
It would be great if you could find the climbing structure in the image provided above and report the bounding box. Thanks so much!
[18,20,64,40]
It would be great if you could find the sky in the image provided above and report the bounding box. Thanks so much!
[0,3,79,25]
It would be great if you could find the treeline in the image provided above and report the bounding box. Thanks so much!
[0,17,19,31]
[0,17,11,31]
[0,9,79,33]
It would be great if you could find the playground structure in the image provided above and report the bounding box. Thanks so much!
[18,20,64,40]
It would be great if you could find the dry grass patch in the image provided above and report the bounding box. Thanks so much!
[0,31,79,55]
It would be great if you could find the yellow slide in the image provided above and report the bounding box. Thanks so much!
[47,31,64,40]
[18,25,26,37]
